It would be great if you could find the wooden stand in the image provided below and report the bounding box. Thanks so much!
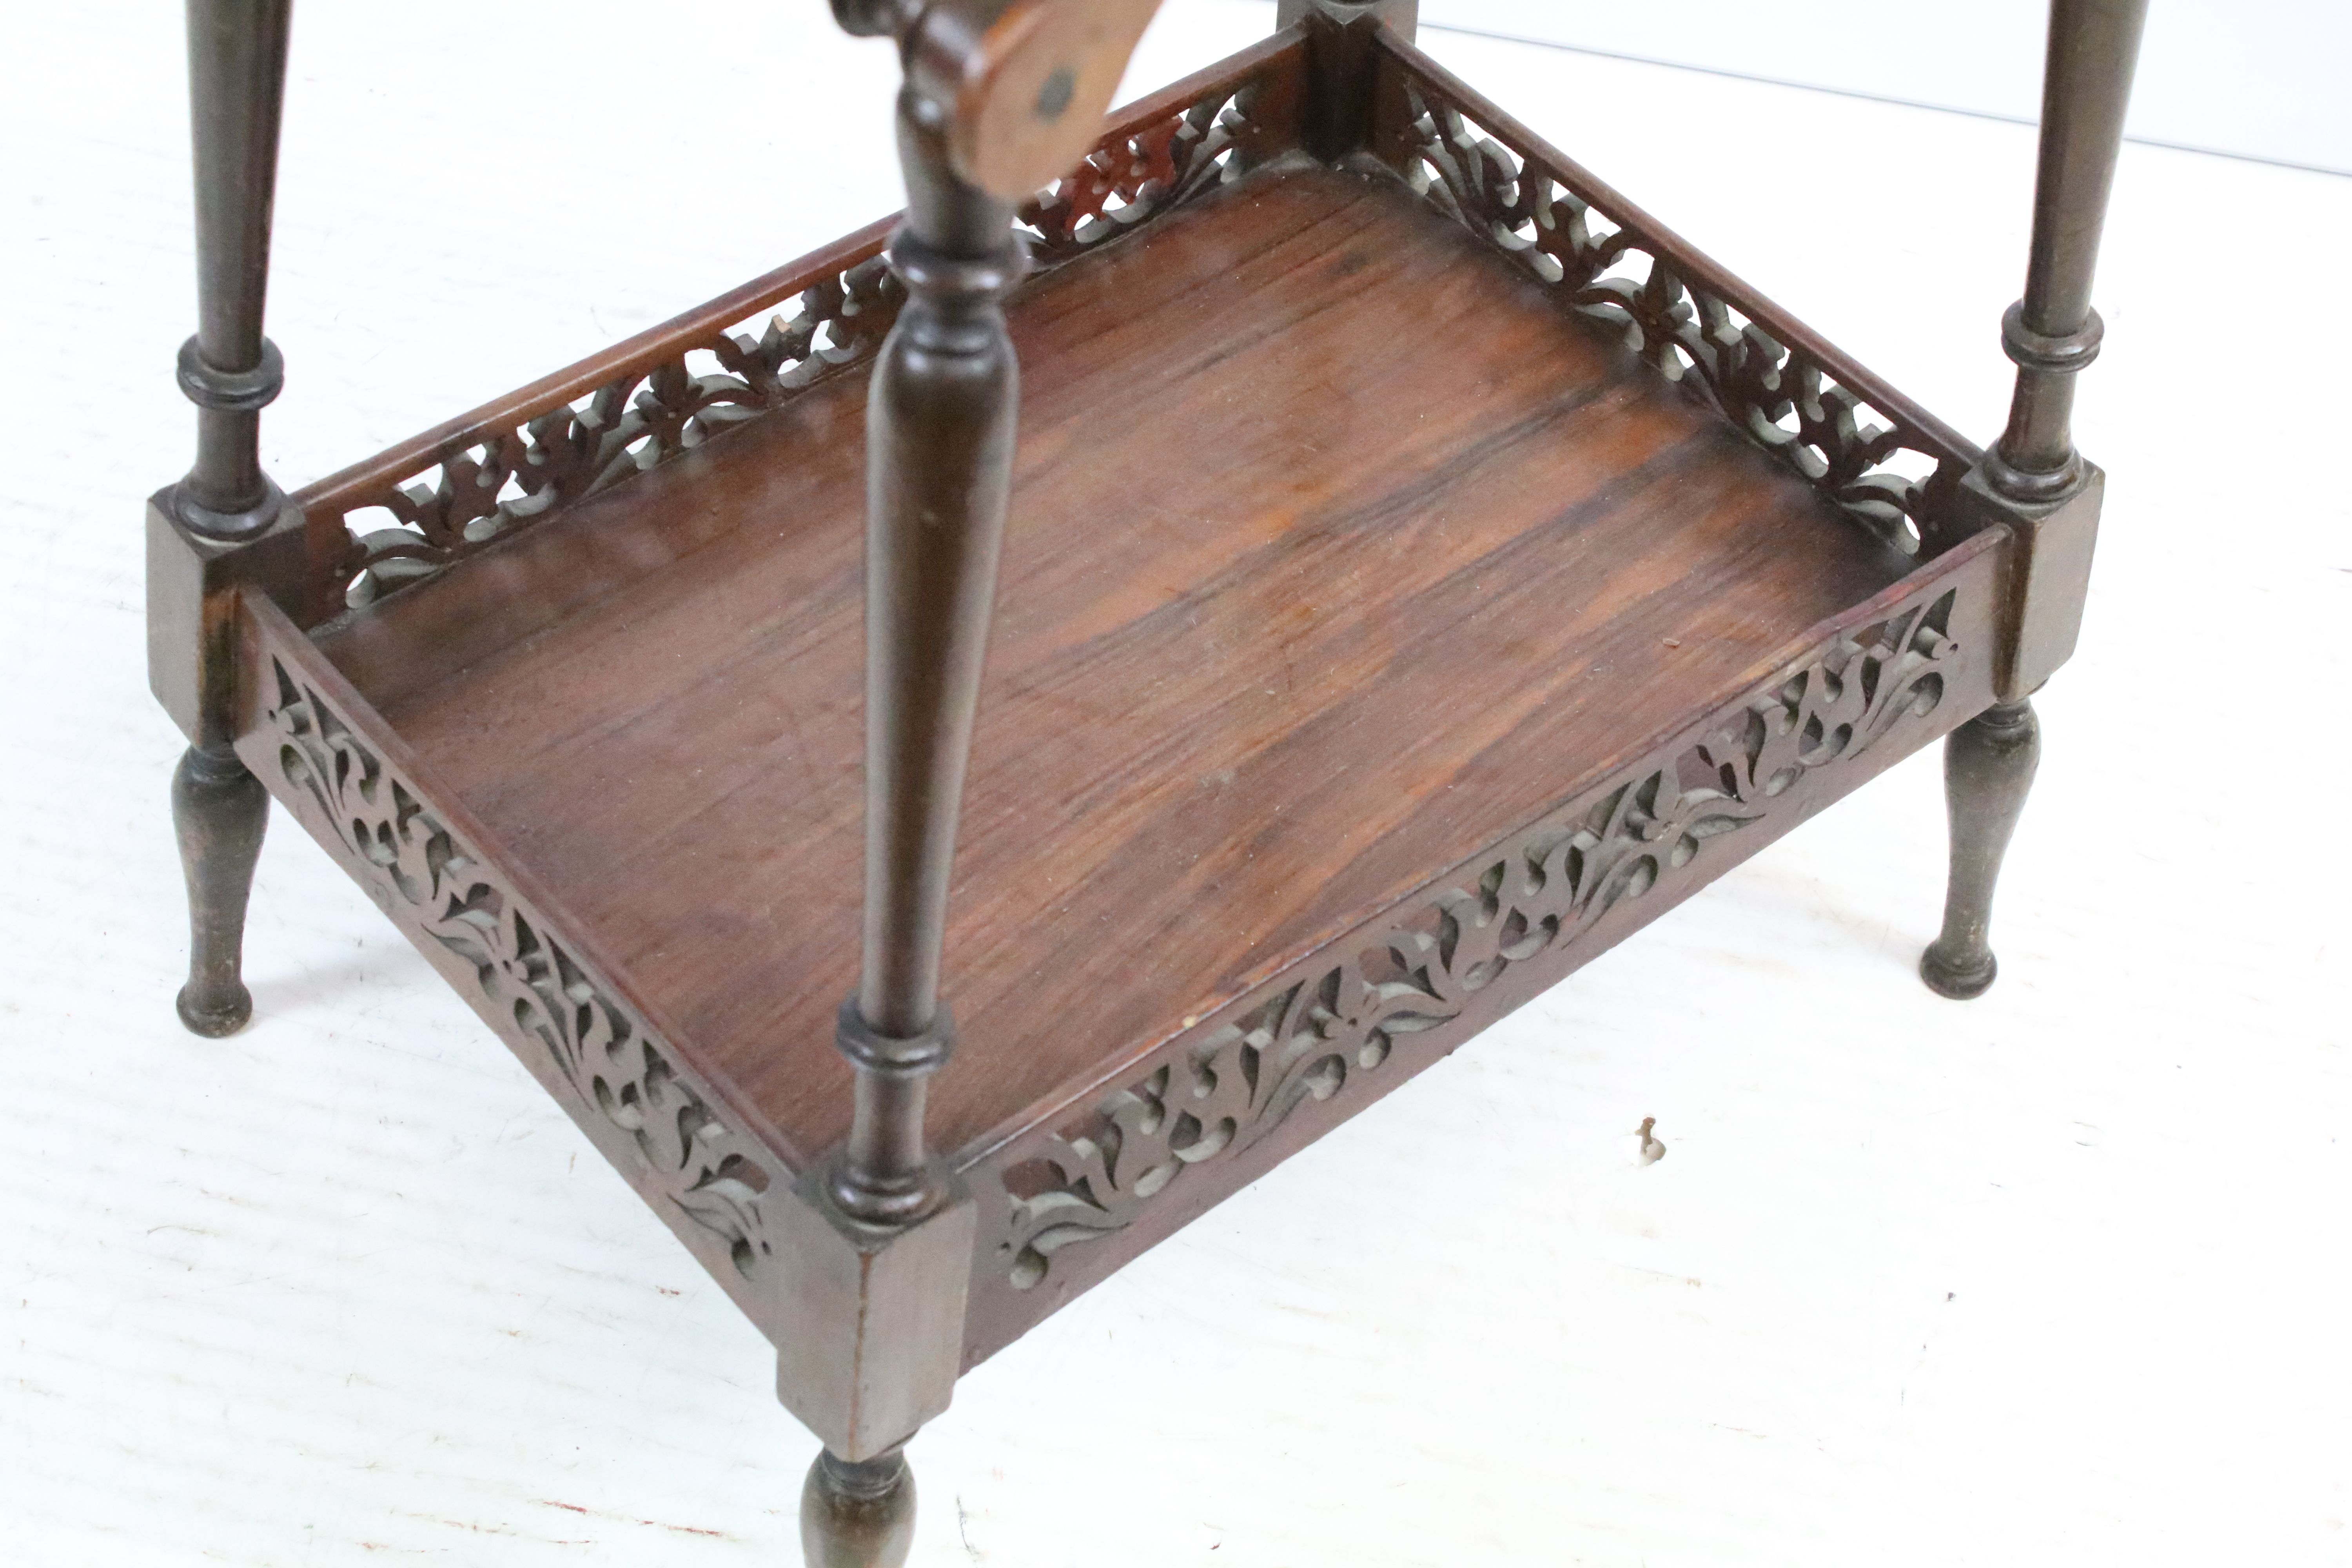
[144,0,2148,1559]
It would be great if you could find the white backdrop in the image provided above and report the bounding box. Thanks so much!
[2,2,2348,1565]
[1423,0,2352,173]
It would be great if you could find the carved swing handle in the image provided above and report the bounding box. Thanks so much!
[838,0,1166,200]
[933,0,1165,198]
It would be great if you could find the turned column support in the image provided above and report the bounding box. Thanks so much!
[154,0,303,752]
[156,0,301,1037]
[172,741,269,1034]
[1926,0,2146,997]
[173,0,295,541]
[1964,0,2149,699]
[1983,0,2149,505]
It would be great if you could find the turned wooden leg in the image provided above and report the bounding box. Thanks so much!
[1920,700,2039,999]
[801,1446,916,1568]
[172,741,268,1035]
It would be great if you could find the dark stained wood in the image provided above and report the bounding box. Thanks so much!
[289,216,896,622]
[171,740,269,1036]
[287,27,1307,628]
[1990,0,2149,498]
[241,521,1998,1370]
[826,0,1027,1241]
[318,159,1917,1169]
[160,0,299,1042]
[1367,30,1979,479]
[173,0,294,541]
[142,2,2149,1555]
[940,0,1167,200]
[236,593,806,1314]
[1921,699,2040,998]
[957,535,2002,1361]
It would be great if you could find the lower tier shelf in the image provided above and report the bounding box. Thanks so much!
[240,155,2006,1366]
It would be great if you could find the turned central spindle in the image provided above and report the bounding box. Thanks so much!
[829,100,1027,1228]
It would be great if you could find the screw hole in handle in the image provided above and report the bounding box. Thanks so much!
[942,0,1166,200]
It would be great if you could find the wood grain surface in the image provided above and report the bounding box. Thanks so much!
[319,158,1915,1165]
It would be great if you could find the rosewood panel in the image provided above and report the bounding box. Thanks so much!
[230,514,2002,1372]
[220,16,2025,1377]
[959,533,2005,1362]
[325,163,1931,1182]
[291,31,1307,629]
[231,593,811,1340]
[1369,34,1982,559]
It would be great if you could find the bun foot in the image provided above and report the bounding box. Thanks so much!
[175,980,254,1037]
[1920,944,1998,1000]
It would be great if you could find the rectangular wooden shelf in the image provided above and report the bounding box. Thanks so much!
[323,153,1928,1163]
[234,27,2011,1367]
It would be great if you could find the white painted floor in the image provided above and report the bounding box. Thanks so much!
[3,4,2347,1564]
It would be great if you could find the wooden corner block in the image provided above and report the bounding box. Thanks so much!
[1276,0,1417,33]
[146,490,308,747]
[1959,461,2105,702]
[772,1167,976,1462]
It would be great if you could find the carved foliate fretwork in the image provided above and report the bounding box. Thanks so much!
[991,587,1960,1291]
[307,74,1287,624]
[323,255,904,613]
[1388,78,1966,557]
[1017,85,1272,265]
[258,657,786,1283]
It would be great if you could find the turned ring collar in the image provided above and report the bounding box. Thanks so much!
[835,997,956,1079]
[2000,301,2102,374]
[177,335,285,413]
